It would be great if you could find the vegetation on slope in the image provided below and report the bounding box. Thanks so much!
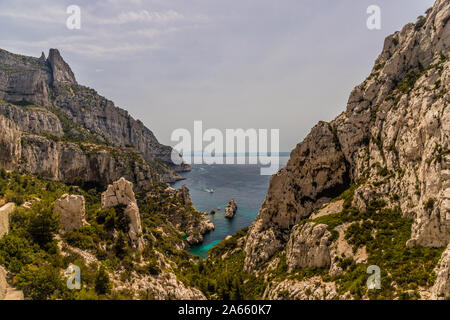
[0,169,202,300]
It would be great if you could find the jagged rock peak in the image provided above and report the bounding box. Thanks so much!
[47,48,77,84]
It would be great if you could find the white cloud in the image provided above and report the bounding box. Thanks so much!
[0,3,66,24]
[98,10,184,25]
[2,32,162,60]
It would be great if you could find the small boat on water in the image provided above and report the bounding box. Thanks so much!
[205,188,214,193]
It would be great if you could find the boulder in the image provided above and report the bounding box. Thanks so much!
[225,198,238,219]
[101,177,145,250]
[54,194,89,232]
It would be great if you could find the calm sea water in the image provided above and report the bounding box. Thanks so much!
[172,156,289,258]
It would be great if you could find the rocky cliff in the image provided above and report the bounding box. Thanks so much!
[243,0,449,299]
[0,48,188,186]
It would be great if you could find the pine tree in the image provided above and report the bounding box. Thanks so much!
[114,231,129,259]
[95,266,111,295]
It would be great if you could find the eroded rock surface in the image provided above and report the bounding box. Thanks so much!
[54,194,89,232]
[286,223,332,271]
[0,115,21,170]
[102,178,145,250]
[431,243,450,299]
[245,0,450,273]
[177,185,192,206]
[0,203,15,238]
[225,198,238,219]
[265,276,338,300]
[186,219,215,245]
[0,266,6,300]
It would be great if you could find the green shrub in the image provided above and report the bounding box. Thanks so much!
[28,201,60,247]
[0,234,36,273]
[15,264,63,300]
[95,266,111,295]
[113,231,130,259]
[147,258,161,275]
[64,230,95,250]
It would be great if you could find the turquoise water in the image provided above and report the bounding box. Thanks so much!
[188,240,222,257]
[172,157,289,258]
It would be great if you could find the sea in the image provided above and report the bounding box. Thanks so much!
[171,155,290,258]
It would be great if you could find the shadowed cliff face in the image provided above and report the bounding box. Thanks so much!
[0,48,188,185]
[0,49,52,107]
[244,0,450,272]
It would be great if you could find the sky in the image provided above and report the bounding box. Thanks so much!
[0,0,435,152]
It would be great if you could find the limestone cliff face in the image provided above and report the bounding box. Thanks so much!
[0,47,188,184]
[245,0,450,273]
[0,49,52,107]
[0,103,64,137]
[0,113,163,190]
[19,133,161,190]
[0,115,21,170]
[285,223,333,271]
[431,243,450,299]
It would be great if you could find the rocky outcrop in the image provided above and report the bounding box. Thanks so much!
[0,48,52,106]
[54,194,89,232]
[265,276,338,300]
[19,134,159,190]
[47,49,76,84]
[0,203,15,238]
[0,115,21,170]
[431,243,450,299]
[101,178,145,250]
[244,122,349,271]
[177,185,192,206]
[0,104,164,191]
[123,270,206,300]
[225,198,238,219]
[186,219,215,245]
[244,0,450,272]
[286,223,332,271]
[112,251,206,300]
[0,103,64,137]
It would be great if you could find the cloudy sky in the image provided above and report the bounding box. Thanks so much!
[0,0,435,151]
